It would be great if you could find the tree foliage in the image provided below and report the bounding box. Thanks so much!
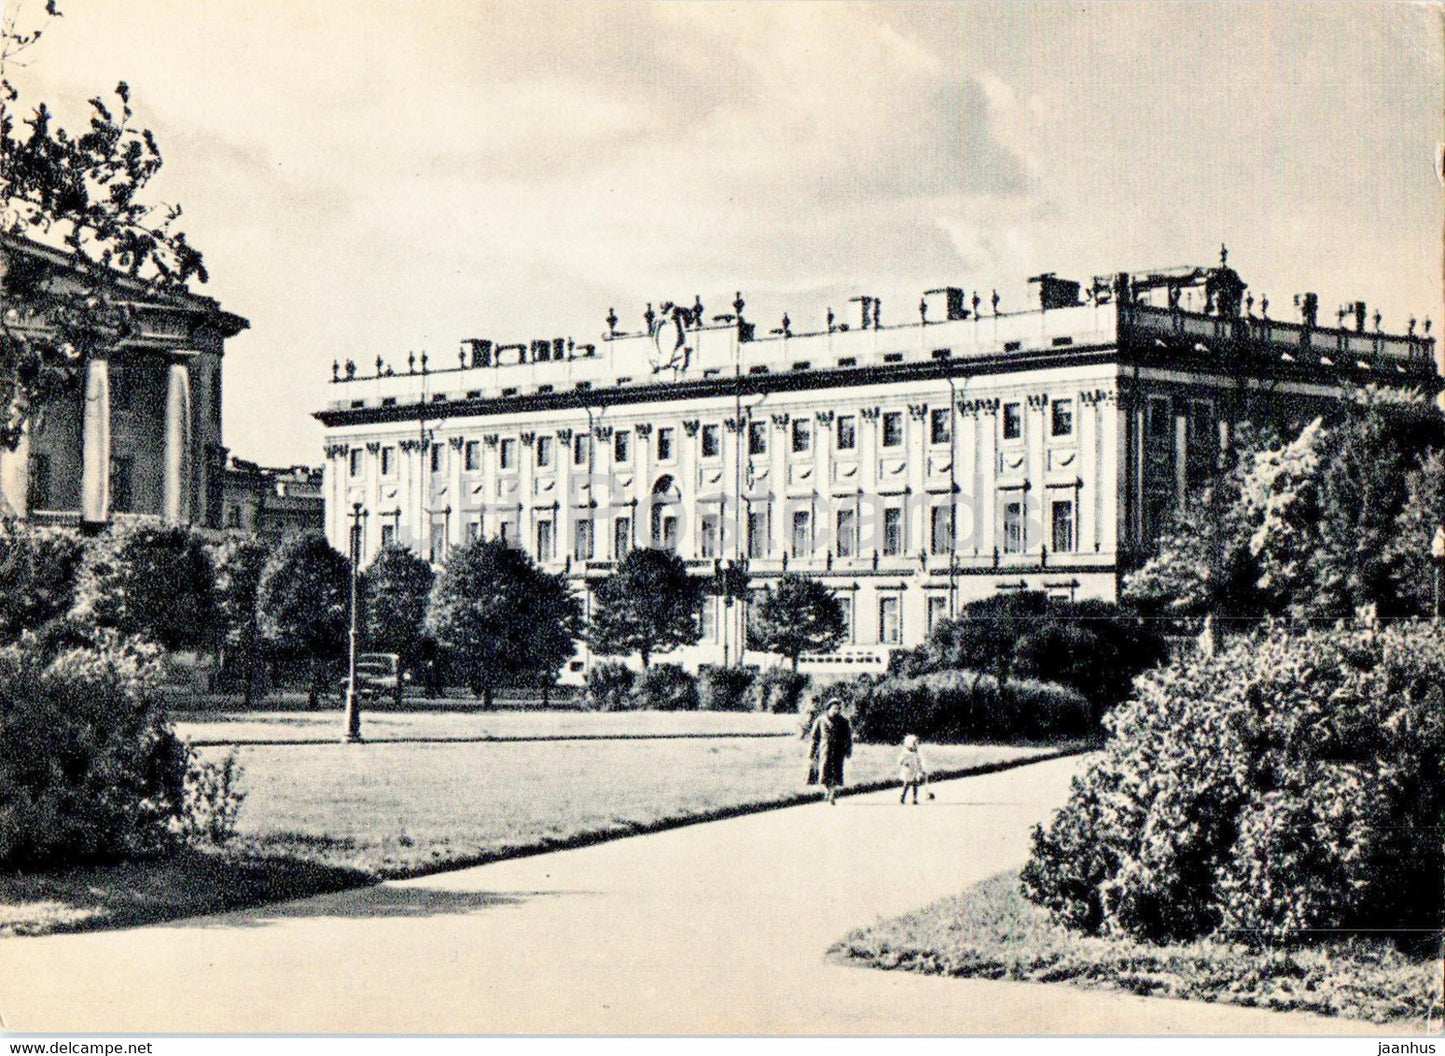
[1125,394,1445,624]
[255,532,349,706]
[588,547,702,667]
[210,534,270,704]
[425,538,582,707]
[362,543,434,668]
[0,3,207,447]
[748,573,845,670]
[70,521,216,652]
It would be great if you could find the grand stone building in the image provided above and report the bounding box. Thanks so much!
[0,234,249,529]
[315,252,1438,675]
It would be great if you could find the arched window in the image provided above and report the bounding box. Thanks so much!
[650,474,681,550]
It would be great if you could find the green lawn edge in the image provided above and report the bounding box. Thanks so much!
[828,870,1444,1029]
[1,745,1086,940]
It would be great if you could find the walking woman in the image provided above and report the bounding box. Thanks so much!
[806,697,853,805]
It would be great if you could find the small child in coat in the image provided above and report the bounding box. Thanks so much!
[898,734,929,805]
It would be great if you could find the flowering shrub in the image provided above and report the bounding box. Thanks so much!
[1021,624,1445,945]
[0,631,245,868]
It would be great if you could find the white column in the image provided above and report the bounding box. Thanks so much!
[80,357,111,524]
[163,361,192,524]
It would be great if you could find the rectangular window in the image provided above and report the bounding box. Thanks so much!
[1004,500,1025,554]
[614,515,632,559]
[657,427,675,461]
[349,448,363,477]
[748,420,768,456]
[699,514,720,558]
[536,435,554,468]
[882,411,904,448]
[1051,499,1076,554]
[838,595,854,643]
[1146,396,1173,444]
[381,446,397,476]
[430,444,444,474]
[574,434,590,466]
[614,430,631,463]
[381,523,397,547]
[878,595,901,644]
[658,514,679,551]
[791,418,812,454]
[927,595,948,633]
[465,520,480,542]
[701,424,721,458]
[836,508,857,558]
[535,518,554,562]
[930,505,955,555]
[500,438,517,469]
[1051,398,1075,438]
[883,506,903,556]
[791,510,812,557]
[498,520,515,547]
[699,596,717,641]
[574,519,595,561]
[930,407,952,445]
[837,415,857,451]
[429,522,447,563]
[1003,402,1023,441]
[747,509,769,558]
[463,441,480,472]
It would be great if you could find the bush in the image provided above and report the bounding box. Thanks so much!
[1021,624,1445,946]
[851,670,1091,745]
[70,522,218,652]
[0,632,185,868]
[698,665,755,711]
[751,667,812,714]
[179,751,247,845]
[633,663,699,711]
[584,661,635,711]
[0,522,85,645]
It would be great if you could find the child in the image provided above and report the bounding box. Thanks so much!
[897,734,929,805]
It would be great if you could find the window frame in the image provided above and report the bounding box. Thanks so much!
[1002,402,1023,442]
[1050,398,1075,439]
[930,407,952,445]
[836,415,857,451]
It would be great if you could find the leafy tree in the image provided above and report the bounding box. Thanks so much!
[362,543,434,701]
[748,573,845,670]
[426,538,582,707]
[70,522,216,652]
[0,3,208,447]
[0,519,83,642]
[255,532,349,708]
[1387,449,1445,617]
[211,534,270,706]
[588,547,702,668]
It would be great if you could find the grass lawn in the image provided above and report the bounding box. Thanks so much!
[830,870,1444,1029]
[170,707,800,744]
[1,721,1072,938]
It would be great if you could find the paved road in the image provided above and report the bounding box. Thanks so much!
[0,756,1391,1035]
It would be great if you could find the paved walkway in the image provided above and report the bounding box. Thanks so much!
[0,757,1390,1035]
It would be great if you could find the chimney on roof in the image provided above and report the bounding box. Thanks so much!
[1029,273,1082,311]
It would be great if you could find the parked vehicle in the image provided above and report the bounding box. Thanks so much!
[338,652,408,707]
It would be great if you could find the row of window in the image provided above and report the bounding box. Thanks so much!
[409,497,1080,567]
[693,590,954,647]
[345,397,1082,479]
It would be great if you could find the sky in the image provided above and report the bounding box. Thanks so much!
[7,0,1442,466]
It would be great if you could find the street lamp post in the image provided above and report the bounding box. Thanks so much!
[343,501,368,743]
[1431,526,1445,624]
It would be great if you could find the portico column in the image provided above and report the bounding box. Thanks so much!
[163,361,192,523]
[80,357,111,525]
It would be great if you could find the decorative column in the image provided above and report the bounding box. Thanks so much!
[163,361,193,524]
[80,357,111,525]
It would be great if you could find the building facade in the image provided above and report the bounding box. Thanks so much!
[315,255,1438,676]
[0,234,249,530]
[221,457,325,540]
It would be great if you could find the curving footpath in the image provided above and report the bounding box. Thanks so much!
[0,756,1390,1035]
